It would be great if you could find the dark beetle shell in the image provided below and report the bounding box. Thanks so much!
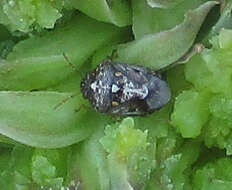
[81,59,171,116]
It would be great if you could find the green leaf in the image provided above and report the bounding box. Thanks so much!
[167,65,192,98]
[132,0,208,39]
[193,158,232,190]
[160,140,201,190]
[204,0,232,43]
[0,24,14,58]
[0,134,18,145]
[0,146,34,190]
[210,95,232,122]
[33,148,70,180]
[203,116,231,154]
[100,117,156,189]
[0,146,12,172]
[144,140,200,190]
[67,129,110,190]
[11,146,33,184]
[146,0,184,9]
[0,0,63,33]
[0,24,11,41]
[185,29,232,96]
[70,0,132,27]
[0,171,14,190]
[32,156,63,188]
[90,45,116,69]
[50,34,130,92]
[218,28,232,49]
[171,90,210,138]
[116,1,218,70]
[0,91,109,148]
[0,41,15,59]
[0,14,129,91]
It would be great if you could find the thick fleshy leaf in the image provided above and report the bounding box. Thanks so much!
[67,129,110,190]
[100,118,156,189]
[171,90,210,138]
[185,31,232,96]
[49,37,130,92]
[116,1,218,70]
[193,158,232,190]
[0,134,17,145]
[133,0,208,39]
[31,148,71,188]
[146,0,184,9]
[0,91,109,148]
[0,14,129,91]
[160,140,201,190]
[70,0,132,27]
[0,0,65,33]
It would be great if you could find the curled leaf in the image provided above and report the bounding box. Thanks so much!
[133,0,209,39]
[116,1,218,70]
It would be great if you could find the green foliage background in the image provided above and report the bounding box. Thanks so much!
[1,0,232,189]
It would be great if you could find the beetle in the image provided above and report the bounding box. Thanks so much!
[80,59,171,116]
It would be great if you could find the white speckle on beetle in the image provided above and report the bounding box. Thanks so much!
[112,84,120,93]
[90,81,97,91]
[123,83,148,101]
[81,59,171,115]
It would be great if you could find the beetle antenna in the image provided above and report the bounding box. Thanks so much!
[54,93,78,110]
[63,52,79,73]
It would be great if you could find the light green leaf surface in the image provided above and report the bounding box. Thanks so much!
[193,158,232,190]
[160,141,201,190]
[70,0,132,27]
[146,0,184,9]
[0,91,108,148]
[185,29,232,97]
[0,1,231,189]
[100,118,156,189]
[32,156,63,187]
[133,0,208,39]
[0,0,64,33]
[67,129,110,190]
[116,1,218,70]
[171,90,210,138]
[0,14,129,91]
